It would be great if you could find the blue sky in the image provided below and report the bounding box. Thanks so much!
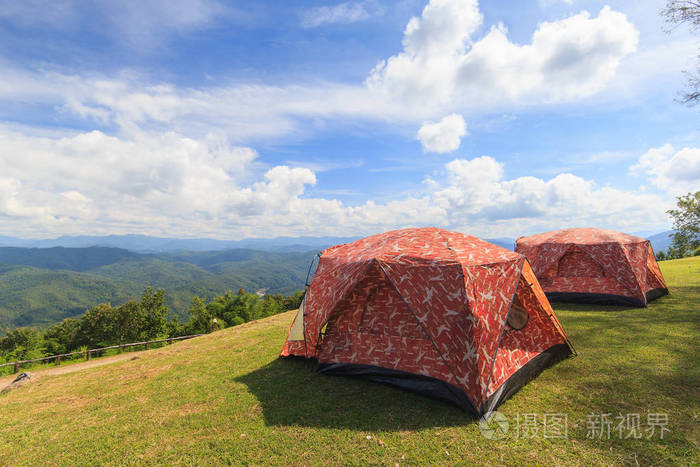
[0,0,697,239]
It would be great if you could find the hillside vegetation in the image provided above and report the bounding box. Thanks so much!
[0,257,697,465]
[0,247,315,328]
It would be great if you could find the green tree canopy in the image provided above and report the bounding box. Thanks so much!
[667,191,700,257]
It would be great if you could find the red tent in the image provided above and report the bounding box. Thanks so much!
[515,228,668,307]
[281,228,574,416]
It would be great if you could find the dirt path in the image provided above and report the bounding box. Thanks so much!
[0,350,148,387]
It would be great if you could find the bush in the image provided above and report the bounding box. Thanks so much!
[0,287,305,361]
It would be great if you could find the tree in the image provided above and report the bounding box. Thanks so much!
[662,1,700,104]
[165,317,186,338]
[283,290,305,310]
[667,191,700,256]
[112,301,146,344]
[140,287,168,339]
[77,303,117,348]
[0,327,44,361]
[187,296,213,334]
[43,318,81,355]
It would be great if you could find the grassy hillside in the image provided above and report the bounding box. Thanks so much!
[0,257,697,465]
[0,248,314,328]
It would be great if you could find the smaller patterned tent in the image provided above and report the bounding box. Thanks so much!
[515,228,668,307]
[281,228,574,416]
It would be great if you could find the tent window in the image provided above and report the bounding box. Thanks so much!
[507,298,529,331]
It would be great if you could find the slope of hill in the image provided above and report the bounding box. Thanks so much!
[0,257,697,464]
[0,247,315,328]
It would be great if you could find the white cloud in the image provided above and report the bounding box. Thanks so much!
[0,2,642,142]
[631,144,700,195]
[301,1,377,28]
[0,126,671,239]
[0,1,674,239]
[428,156,670,236]
[417,113,467,153]
[367,2,638,108]
[0,126,271,236]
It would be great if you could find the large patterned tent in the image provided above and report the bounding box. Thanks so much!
[280,228,574,416]
[515,228,668,307]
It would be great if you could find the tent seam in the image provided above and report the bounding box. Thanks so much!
[609,242,646,303]
[480,257,525,413]
[376,260,475,409]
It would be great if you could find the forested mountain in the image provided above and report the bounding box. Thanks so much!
[0,229,672,330]
[0,247,316,329]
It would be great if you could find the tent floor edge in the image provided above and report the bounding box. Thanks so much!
[645,287,669,303]
[317,362,479,417]
[480,343,572,416]
[545,292,645,307]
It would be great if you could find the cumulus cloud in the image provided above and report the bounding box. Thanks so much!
[417,113,467,153]
[631,144,700,195]
[0,126,671,239]
[431,156,669,232]
[367,1,638,108]
[301,1,377,28]
[0,126,298,236]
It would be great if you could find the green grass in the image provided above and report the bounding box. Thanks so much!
[0,342,171,378]
[0,257,698,465]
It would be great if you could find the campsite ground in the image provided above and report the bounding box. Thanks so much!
[0,257,698,465]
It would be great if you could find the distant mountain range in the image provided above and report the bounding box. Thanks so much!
[646,230,675,254]
[0,233,521,253]
[0,246,317,329]
[0,230,675,330]
[0,231,672,254]
[0,234,359,253]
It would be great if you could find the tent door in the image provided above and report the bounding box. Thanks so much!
[288,299,305,341]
